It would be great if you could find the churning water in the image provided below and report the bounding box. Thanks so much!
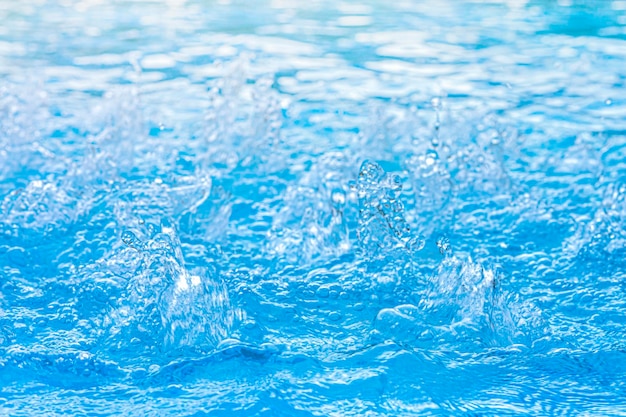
[1,0,626,415]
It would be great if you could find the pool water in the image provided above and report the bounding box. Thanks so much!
[1,0,626,415]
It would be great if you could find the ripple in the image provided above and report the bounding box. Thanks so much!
[1,0,626,415]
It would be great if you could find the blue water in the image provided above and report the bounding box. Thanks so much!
[1,0,626,415]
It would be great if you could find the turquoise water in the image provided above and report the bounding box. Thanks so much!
[1,0,626,415]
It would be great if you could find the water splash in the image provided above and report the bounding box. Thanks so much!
[374,256,544,350]
[2,0,626,414]
[356,160,424,258]
[101,221,238,358]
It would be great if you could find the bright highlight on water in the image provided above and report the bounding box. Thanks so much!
[1,0,626,415]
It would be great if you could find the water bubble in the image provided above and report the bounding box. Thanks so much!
[390,174,402,191]
[316,286,330,298]
[328,311,342,321]
[425,149,438,166]
[121,230,142,249]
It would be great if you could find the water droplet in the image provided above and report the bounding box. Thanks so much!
[331,188,346,206]
[407,235,425,252]
[436,235,451,256]
[425,155,435,166]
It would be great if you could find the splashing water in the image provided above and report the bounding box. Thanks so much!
[1,0,626,415]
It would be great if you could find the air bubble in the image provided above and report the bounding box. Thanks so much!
[328,311,342,321]
[390,174,402,191]
[121,230,142,249]
[316,286,330,298]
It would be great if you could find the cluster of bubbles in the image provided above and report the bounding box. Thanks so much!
[0,72,540,358]
[1,55,625,407]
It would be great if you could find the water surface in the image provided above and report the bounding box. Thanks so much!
[1,0,626,415]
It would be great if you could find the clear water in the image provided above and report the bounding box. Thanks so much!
[1,0,626,415]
